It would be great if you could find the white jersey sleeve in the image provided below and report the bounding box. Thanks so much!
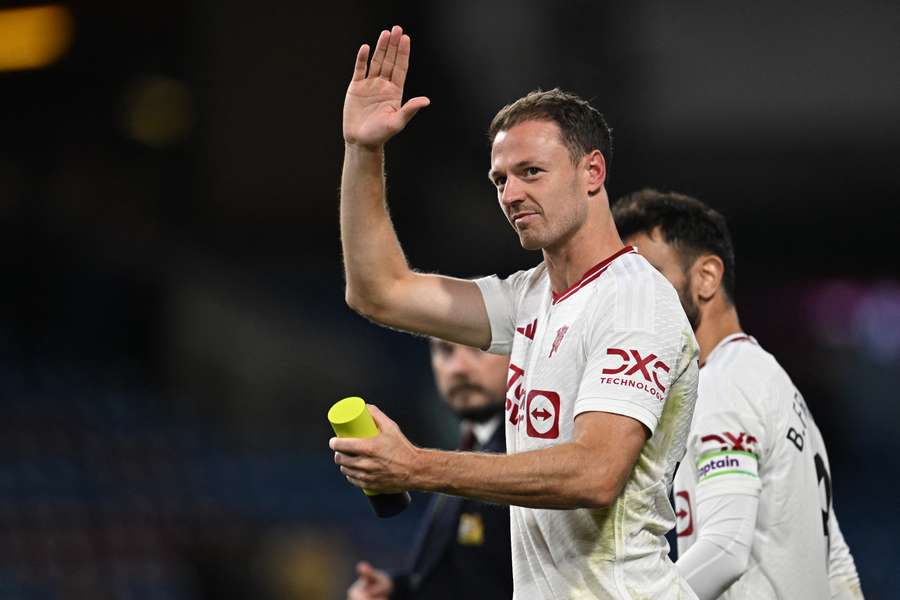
[676,335,862,600]
[575,290,689,434]
[475,266,542,355]
[675,493,758,600]
[690,407,766,500]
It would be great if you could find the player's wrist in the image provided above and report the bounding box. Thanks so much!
[407,446,443,493]
[344,139,385,155]
[342,143,385,177]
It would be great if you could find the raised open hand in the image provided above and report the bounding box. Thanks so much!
[343,26,430,149]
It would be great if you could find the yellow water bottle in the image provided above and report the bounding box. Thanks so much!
[327,396,411,518]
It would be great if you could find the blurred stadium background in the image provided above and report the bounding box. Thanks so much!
[1,0,898,598]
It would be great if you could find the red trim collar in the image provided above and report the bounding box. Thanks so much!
[551,246,637,305]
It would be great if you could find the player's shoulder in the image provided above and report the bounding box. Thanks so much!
[706,337,781,380]
[604,251,687,325]
[494,262,548,296]
[701,337,794,407]
[608,247,662,279]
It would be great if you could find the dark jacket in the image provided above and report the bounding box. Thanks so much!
[392,423,512,599]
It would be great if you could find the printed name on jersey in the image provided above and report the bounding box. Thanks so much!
[598,347,670,401]
[696,450,759,484]
[786,391,810,452]
[515,318,537,340]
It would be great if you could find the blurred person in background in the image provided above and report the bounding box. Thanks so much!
[333,25,699,599]
[613,189,863,600]
[347,340,512,600]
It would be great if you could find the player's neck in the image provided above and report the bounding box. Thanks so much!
[695,300,743,365]
[543,215,624,295]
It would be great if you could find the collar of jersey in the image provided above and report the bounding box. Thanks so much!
[701,332,757,368]
[551,246,637,305]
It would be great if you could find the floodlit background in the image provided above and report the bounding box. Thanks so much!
[1,1,898,598]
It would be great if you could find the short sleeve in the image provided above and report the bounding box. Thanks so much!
[474,269,532,355]
[689,409,766,500]
[575,279,694,435]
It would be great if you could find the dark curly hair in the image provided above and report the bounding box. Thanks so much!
[612,189,736,303]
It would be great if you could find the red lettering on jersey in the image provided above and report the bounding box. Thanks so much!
[700,433,728,450]
[507,363,524,392]
[506,363,527,427]
[601,348,630,374]
[601,348,670,396]
[624,349,658,380]
[651,360,670,392]
[724,432,747,451]
[509,402,520,426]
[701,432,759,455]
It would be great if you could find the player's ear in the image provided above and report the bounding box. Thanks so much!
[694,254,725,302]
[584,150,606,195]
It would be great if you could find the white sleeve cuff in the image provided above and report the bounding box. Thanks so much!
[474,275,514,354]
[574,397,659,435]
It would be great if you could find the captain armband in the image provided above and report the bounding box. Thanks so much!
[696,450,759,485]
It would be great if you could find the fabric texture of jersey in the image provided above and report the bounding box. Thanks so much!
[673,334,864,599]
[476,247,700,599]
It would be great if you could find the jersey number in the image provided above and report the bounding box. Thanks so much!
[815,452,832,562]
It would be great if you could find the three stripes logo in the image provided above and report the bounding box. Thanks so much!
[516,318,537,341]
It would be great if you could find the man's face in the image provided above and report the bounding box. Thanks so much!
[489,120,588,251]
[429,340,509,422]
[625,229,701,331]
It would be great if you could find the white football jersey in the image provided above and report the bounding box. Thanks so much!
[674,334,863,599]
[476,247,700,599]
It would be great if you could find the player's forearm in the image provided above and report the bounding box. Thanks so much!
[676,494,757,600]
[677,538,746,600]
[340,144,414,316]
[411,442,621,509]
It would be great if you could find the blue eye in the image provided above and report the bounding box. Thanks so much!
[525,167,541,176]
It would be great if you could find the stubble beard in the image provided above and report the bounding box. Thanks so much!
[518,228,544,251]
[447,384,506,423]
[516,206,581,252]
[455,402,505,423]
[680,277,702,331]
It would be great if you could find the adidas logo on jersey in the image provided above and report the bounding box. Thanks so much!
[516,318,537,340]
